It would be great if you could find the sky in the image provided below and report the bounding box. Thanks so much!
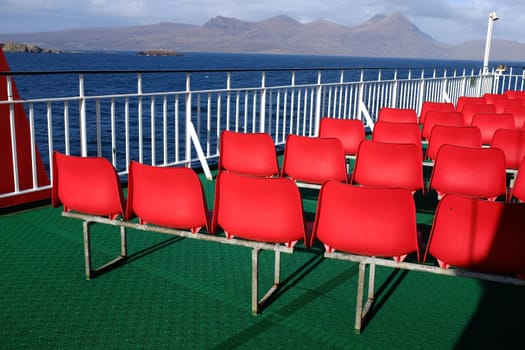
[0,0,522,44]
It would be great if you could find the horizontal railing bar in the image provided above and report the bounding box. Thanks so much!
[0,65,492,76]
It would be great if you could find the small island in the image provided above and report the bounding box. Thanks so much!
[136,50,184,57]
[1,41,63,53]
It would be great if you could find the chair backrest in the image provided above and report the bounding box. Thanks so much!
[426,125,482,161]
[313,181,419,262]
[281,134,348,186]
[456,96,485,112]
[471,112,515,145]
[509,157,525,202]
[377,107,418,123]
[218,130,279,177]
[52,151,125,219]
[211,171,307,247]
[372,120,422,149]
[421,111,464,141]
[351,140,424,193]
[460,102,496,125]
[425,193,525,275]
[494,95,522,113]
[490,128,525,170]
[318,117,365,156]
[126,161,210,233]
[429,144,507,200]
[482,93,504,105]
[504,90,523,100]
[504,104,525,128]
[419,101,455,125]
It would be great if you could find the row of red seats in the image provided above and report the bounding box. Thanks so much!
[52,150,525,279]
[317,118,525,200]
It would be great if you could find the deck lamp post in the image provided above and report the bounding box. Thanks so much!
[483,12,499,74]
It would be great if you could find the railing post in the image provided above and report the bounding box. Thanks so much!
[314,70,322,136]
[260,71,266,132]
[79,74,88,157]
[226,71,232,131]
[460,69,467,97]
[391,69,398,108]
[185,72,192,165]
[417,69,425,114]
[7,75,19,192]
[137,73,143,163]
[358,70,365,119]
[441,69,449,102]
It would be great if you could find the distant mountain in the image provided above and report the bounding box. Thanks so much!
[1,12,524,61]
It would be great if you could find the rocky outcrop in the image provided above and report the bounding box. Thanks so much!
[136,50,183,56]
[1,41,63,53]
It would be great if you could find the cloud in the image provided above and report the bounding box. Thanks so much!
[0,0,522,44]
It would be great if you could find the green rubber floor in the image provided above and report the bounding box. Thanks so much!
[1,171,524,350]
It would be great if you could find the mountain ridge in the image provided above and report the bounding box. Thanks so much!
[1,12,524,61]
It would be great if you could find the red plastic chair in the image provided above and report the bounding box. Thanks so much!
[351,140,424,194]
[504,105,525,128]
[281,134,348,187]
[211,170,307,247]
[52,151,125,219]
[313,180,420,262]
[218,130,279,177]
[508,157,525,202]
[471,112,515,145]
[493,95,522,113]
[377,107,418,124]
[426,125,481,161]
[421,110,464,142]
[126,161,210,233]
[429,144,507,200]
[425,193,525,276]
[419,101,455,125]
[490,128,525,171]
[461,102,496,125]
[482,93,505,105]
[456,96,485,112]
[372,120,422,150]
[504,90,523,100]
[318,117,365,158]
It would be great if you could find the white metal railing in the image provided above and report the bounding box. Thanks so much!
[0,65,523,203]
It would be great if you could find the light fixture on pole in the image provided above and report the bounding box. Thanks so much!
[483,12,499,74]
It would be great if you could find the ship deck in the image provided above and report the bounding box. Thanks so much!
[2,164,524,350]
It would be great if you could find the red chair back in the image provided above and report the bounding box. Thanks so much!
[456,96,485,112]
[421,111,464,141]
[377,107,417,124]
[471,112,515,145]
[126,161,210,233]
[281,134,348,185]
[426,125,481,161]
[212,171,307,247]
[425,193,525,275]
[461,102,496,125]
[419,101,455,125]
[490,128,525,170]
[494,95,522,113]
[313,181,419,261]
[372,120,422,149]
[352,140,424,193]
[504,104,525,128]
[318,117,365,156]
[52,151,125,219]
[218,130,279,177]
[509,158,525,202]
[429,144,507,200]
